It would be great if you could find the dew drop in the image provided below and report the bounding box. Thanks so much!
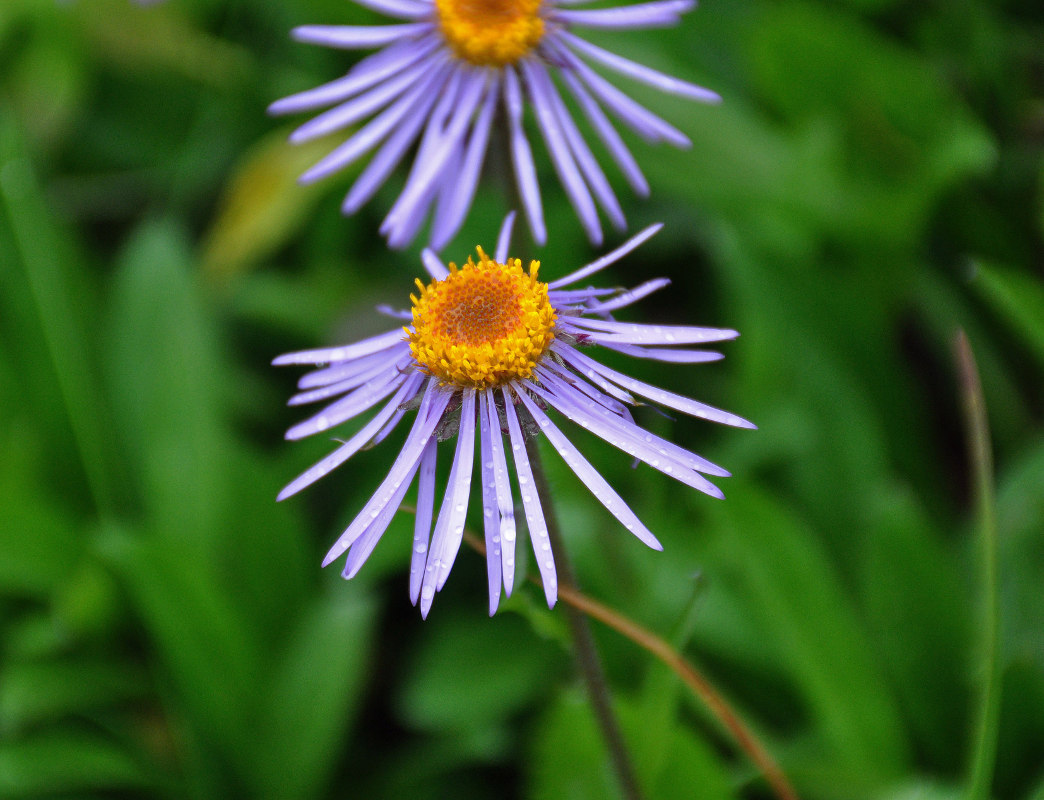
[415,542,428,554]
[421,586,434,600]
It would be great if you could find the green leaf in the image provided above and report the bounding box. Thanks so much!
[973,261,1044,372]
[397,612,566,733]
[0,657,147,733]
[528,689,735,800]
[0,730,153,797]
[246,592,378,800]
[703,482,910,791]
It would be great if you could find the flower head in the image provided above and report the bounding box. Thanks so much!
[274,214,753,617]
[270,0,719,249]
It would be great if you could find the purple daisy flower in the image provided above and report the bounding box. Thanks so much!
[275,214,752,617]
[269,0,719,250]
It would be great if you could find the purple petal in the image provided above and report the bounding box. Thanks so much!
[504,67,547,245]
[299,58,450,184]
[269,36,438,115]
[285,369,406,440]
[421,249,450,279]
[296,342,410,389]
[419,388,477,617]
[521,59,603,245]
[550,341,637,404]
[478,394,504,615]
[547,38,690,146]
[376,304,413,321]
[495,211,517,263]
[350,0,433,20]
[597,341,725,364]
[382,69,488,246]
[431,73,500,250]
[548,287,616,305]
[538,59,626,232]
[548,223,662,288]
[341,448,419,578]
[292,23,430,50]
[484,391,517,596]
[557,343,756,428]
[541,357,633,418]
[514,388,662,551]
[273,327,405,366]
[531,370,726,496]
[289,57,433,144]
[553,0,694,29]
[556,65,649,196]
[563,316,739,345]
[501,387,557,607]
[410,438,437,604]
[340,67,448,213]
[322,381,451,566]
[560,31,721,103]
[289,353,410,406]
[582,278,670,314]
[278,373,424,501]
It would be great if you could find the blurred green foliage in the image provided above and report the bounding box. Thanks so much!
[1,0,1042,798]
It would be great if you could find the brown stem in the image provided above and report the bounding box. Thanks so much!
[524,438,645,800]
[401,503,799,800]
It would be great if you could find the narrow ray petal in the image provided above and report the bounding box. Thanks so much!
[548,223,662,288]
[322,383,451,566]
[410,437,438,605]
[560,31,721,103]
[515,389,662,550]
[502,388,558,606]
[292,23,430,50]
[278,373,424,501]
[520,59,602,245]
[285,370,405,440]
[273,328,406,366]
[560,343,757,428]
[562,315,739,345]
[495,211,517,264]
[553,0,694,30]
[504,66,547,245]
[420,389,477,616]
[269,37,437,115]
[478,394,504,615]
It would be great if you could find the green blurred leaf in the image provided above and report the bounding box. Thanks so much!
[397,613,565,732]
[201,129,334,283]
[858,484,970,772]
[97,525,261,780]
[247,592,378,800]
[973,261,1044,371]
[703,483,910,791]
[104,220,229,555]
[529,689,735,800]
[0,657,147,733]
[0,730,153,797]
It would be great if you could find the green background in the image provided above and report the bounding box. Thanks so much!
[1,0,1042,797]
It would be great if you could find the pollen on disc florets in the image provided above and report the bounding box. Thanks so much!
[408,248,557,389]
[435,0,545,66]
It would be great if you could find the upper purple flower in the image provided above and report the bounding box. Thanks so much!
[270,0,719,250]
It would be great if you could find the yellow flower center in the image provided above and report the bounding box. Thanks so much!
[435,0,545,66]
[408,248,557,388]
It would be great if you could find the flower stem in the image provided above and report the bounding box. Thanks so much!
[525,437,646,800]
[955,331,1001,800]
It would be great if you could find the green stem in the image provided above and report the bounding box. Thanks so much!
[525,438,646,800]
[955,331,1001,800]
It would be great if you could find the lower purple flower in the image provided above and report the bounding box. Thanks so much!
[275,214,754,617]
